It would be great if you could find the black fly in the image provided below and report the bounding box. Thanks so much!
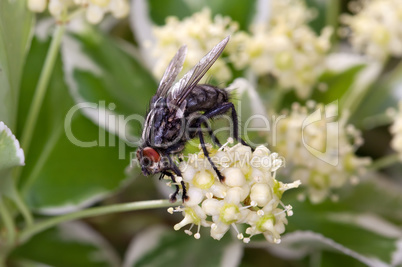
[136,36,246,202]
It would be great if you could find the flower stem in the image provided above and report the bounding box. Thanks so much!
[370,154,400,171]
[11,187,33,227]
[0,199,16,245]
[19,23,66,162]
[326,0,339,44]
[19,199,179,243]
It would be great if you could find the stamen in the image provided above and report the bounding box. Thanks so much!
[231,223,243,240]
[274,209,286,216]
[241,201,257,210]
[174,207,184,212]
[189,224,194,231]
[194,224,201,239]
[167,207,174,214]
[218,138,234,151]
[184,224,194,236]
[206,192,213,199]
[257,210,264,216]
[211,223,217,230]
[285,205,293,216]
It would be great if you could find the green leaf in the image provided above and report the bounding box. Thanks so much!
[267,230,393,267]
[147,0,257,31]
[282,176,402,265]
[0,0,33,131]
[305,0,327,34]
[0,121,24,171]
[62,26,157,138]
[11,221,120,267]
[351,61,402,126]
[320,251,367,267]
[17,36,135,213]
[311,64,365,106]
[123,226,243,267]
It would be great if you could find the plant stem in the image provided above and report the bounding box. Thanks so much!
[370,154,400,171]
[19,199,179,243]
[326,0,339,44]
[0,200,16,245]
[11,187,33,227]
[19,24,66,162]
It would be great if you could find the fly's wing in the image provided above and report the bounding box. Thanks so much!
[154,45,187,101]
[168,36,230,107]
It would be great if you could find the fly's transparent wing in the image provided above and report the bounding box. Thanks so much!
[155,45,187,99]
[168,36,230,106]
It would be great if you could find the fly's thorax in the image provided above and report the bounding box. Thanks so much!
[143,103,188,149]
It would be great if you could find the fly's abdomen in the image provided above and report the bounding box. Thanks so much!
[185,84,229,113]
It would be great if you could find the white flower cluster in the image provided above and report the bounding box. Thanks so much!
[167,141,300,243]
[341,0,402,61]
[151,8,238,84]
[273,102,371,203]
[151,4,331,99]
[390,102,402,160]
[28,0,129,24]
[230,0,332,99]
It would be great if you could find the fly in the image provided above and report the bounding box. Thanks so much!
[136,36,247,202]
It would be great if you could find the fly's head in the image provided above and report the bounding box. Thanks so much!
[136,146,166,176]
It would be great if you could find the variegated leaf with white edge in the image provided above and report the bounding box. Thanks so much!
[12,221,121,267]
[123,225,243,267]
[0,121,25,171]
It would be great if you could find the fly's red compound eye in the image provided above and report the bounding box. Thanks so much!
[143,147,161,162]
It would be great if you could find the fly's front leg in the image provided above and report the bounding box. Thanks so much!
[161,171,180,202]
[164,157,188,202]
[170,163,188,202]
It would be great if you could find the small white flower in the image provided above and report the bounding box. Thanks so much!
[169,140,300,243]
[27,0,129,24]
[28,0,47,12]
[86,4,105,24]
[342,0,402,61]
[272,102,370,203]
[151,8,239,84]
[229,0,332,99]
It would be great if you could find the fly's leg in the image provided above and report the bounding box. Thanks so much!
[203,122,222,147]
[226,103,250,147]
[170,164,188,202]
[195,103,253,181]
[197,102,249,147]
[164,157,189,202]
[198,130,225,182]
[162,171,180,202]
